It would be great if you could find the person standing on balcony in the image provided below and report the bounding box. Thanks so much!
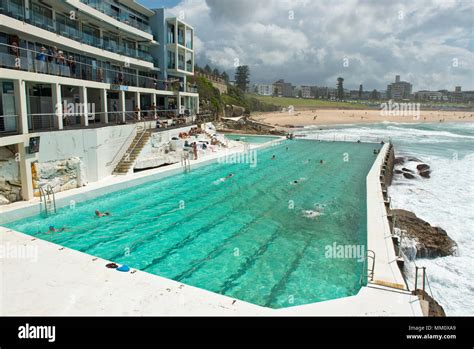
[36,47,47,74]
[57,51,66,76]
[68,56,76,77]
[49,46,59,75]
[117,69,124,85]
[97,67,104,82]
[10,41,19,69]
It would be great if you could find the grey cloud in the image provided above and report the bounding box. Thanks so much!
[172,0,474,90]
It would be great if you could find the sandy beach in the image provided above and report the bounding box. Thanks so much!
[252,109,474,128]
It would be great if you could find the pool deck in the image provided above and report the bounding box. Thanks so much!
[0,138,423,316]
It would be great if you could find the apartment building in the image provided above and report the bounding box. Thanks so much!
[0,0,199,202]
[387,75,412,100]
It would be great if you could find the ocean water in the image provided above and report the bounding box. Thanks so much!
[224,134,281,144]
[6,140,379,308]
[299,122,474,316]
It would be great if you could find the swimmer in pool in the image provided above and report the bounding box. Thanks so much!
[45,226,68,234]
[95,210,111,218]
[303,209,324,219]
[271,155,276,160]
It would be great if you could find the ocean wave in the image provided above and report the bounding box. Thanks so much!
[303,122,474,315]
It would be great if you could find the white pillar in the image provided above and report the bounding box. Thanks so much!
[135,91,141,120]
[18,142,34,201]
[79,86,89,127]
[177,93,182,116]
[100,88,108,124]
[51,83,63,130]
[14,79,29,134]
[152,94,157,119]
[119,90,126,123]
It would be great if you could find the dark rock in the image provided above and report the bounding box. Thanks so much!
[394,170,403,174]
[419,171,431,179]
[391,209,457,258]
[394,157,405,165]
[402,168,414,173]
[403,173,416,179]
[417,164,431,172]
[413,290,446,317]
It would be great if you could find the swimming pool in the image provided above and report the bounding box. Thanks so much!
[5,140,380,308]
[224,133,281,144]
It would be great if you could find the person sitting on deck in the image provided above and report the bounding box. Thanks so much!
[95,210,111,218]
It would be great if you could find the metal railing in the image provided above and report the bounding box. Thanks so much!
[0,1,153,59]
[360,249,376,285]
[0,114,19,135]
[80,0,153,34]
[39,184,56,217]
[414,266,434,301]
[0,43,174,90]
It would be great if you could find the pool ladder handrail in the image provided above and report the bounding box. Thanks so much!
[39,185,57,216]
[414,266,434,301]
[360,249,376,285]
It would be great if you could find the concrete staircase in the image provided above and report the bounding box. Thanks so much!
[113,128,152,175]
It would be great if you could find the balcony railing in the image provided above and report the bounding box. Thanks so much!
[80,0,152,34]
[0,43,174,91]
[0,2,154,63]
[0,0,24,20]
[0,114,19,136]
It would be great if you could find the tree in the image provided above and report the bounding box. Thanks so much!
[359,84,363,99]
[221,71,229,82]
[337,77,344,100]
[212,68,220,77]
[204,64,212,74]
[371,89,379,100]
[235,65,250,92]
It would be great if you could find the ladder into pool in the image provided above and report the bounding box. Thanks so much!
[181,152,191,173]
[39,185,57,216]
[360,250,376,285]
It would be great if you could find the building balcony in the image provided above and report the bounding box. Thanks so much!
[0,2,153,64]
[79,0,152,34]
[0,42,161,89]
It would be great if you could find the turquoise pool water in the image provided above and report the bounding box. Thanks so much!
[224,134,281,144]
[5,140,380,308]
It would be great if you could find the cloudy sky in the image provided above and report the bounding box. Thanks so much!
[139,0,474,91]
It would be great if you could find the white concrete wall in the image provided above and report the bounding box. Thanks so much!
[366,144,406,289]
[37,124,137,182]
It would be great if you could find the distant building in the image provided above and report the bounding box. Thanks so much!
[300,86,312,98]
[274,79,293,97]
[447,87,474,103]
[255,84,274,96]
[312,86,337,99]
[414,90,447,101]
[387,75,412,100]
